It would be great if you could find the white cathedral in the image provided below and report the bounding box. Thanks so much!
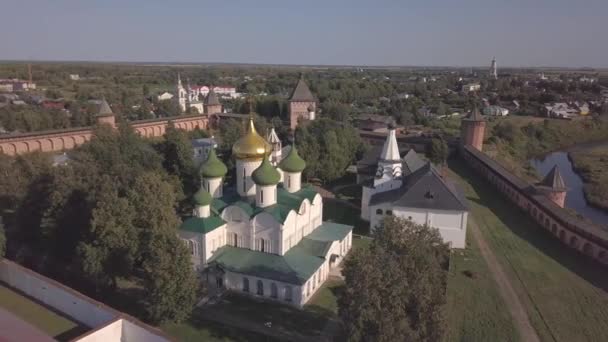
[178,118,353,307]
[360,128,469,248]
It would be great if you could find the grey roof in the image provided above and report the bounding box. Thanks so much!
[539,165,566,190]
[289,77,315,102]
[369,162,468,211]
[204,89,221,106]
[402,149,426,175]
[97,98,113,117]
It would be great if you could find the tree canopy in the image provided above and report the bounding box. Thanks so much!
[339,216,450,342]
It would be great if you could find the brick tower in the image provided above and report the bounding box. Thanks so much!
[536,165,567,207]
[96,98,116,128]
[460,106,486,151]
[204,87,222,115]
[288,76,316,130]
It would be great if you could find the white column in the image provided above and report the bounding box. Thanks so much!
[284,171,301,193]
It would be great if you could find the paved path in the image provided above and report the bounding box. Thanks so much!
[469,218,541,342]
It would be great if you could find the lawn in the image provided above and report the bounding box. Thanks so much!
[448,157,608,341]
[305,276,345,317]
[569,146,608,211]
[443,229,519,342]
[161,310,276,342]
[0,283,88,341]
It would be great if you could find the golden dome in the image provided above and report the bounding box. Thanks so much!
[232,118,271,160]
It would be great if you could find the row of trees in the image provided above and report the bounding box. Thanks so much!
[0,124,199,323]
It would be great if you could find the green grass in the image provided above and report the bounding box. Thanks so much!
[161,310,275,342]
[0,283,88,341]
[569,146,608,211]
[444,230,519,342]
[305,276,345,317]
[449,157,608,341]
[323,198,369,235]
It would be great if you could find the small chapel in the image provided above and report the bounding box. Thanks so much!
[178,118,353,307]
[360,127,469,248]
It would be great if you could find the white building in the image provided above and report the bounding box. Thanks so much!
[462,83,481,92]
[178,118,353,307]
[156,92,174,101]
[483,105,509,116]
[360,129,469,248]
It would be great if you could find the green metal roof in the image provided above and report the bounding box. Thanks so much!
[180,216,226,234]
[210,186,320,224]
[193,187,213,206]
[297,239,333,258]
[199,149,228,178]
[252,158,281,185]
[209,244,325,285]
[305,222,353,242]
[278,145,306,173]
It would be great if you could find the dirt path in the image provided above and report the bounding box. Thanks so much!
[469,218,541,342]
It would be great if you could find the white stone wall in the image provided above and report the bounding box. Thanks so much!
[222,206,252,249]
[252,212,281,254]
[236,159,262,198]
[221,271,304,306]
[369,206,467,248]
[0,260,117,328]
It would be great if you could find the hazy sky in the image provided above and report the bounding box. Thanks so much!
[1,0,606,67]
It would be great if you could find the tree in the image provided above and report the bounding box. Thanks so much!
[428,138,448,165]
[158,123,195,194]
[339,216,449,342]
[142,232,198,323]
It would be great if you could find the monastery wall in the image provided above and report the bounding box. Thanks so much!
[461,145,608,265]
[0,114,209,156]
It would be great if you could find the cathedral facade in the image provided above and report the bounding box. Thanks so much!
[178,118,353,307]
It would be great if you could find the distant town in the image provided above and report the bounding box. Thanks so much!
[1,59,608,342]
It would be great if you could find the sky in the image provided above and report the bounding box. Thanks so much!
[1,0,607,68]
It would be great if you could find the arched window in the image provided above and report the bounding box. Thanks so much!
[260,239,266,252]
[232,233,238,247]
[287,175,291,188]
[257,280,264,296]
[386,210,393,216]
[284,286,292,302]
[242,168,246,193]
[271,283,278,299]
[376,209,383,215]
[261,190,264,204]
[243,277,249,292]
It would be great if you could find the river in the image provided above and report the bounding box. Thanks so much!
[530,149,608,227]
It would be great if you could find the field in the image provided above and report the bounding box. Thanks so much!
[0,283,88,341]
[569,146,608,211]
[448,157,608,341]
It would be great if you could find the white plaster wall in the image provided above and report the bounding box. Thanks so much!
[311,194,323,229]
[361,180,402,221]
[0,260,117,328]
[75,319,122,342]
[280,211,298,255]
[256,185,277,208]
[221,271,304,306]
[194,205,210,218]
[283,171,301,193]
[222,206,252,249]
[178,231,204,270]
[121,319,171,342]
[204,225,227,262]
[252,212,280,253]
[236,159,262,198]
[392,207,468,249]
[205,177,223,198]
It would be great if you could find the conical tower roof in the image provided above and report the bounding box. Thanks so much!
[252,157,281,186]
[540,165,566,191]
[97,98,114,117]
[204,88,221,106]
[267,127,281,144]
[279,145,306,173]
[379,129,401,162]
[193,187,213,206]
[289,76,315,102]
[199,148,228,178]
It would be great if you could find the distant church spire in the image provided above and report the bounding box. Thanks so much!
[490,57,497,79]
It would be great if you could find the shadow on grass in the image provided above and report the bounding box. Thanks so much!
[449,157,608,293]
[323,198,369,236]
[186,307,281,342]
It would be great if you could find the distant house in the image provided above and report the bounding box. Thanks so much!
[192,138,218,165]
[356,114,395,132]
[544,103,578,119]
[483,105,509,116]
[417,107,435,118]
[157,92,174,101]
[461,83,481,92]
[69,74,80,80]
[42,99,66,110]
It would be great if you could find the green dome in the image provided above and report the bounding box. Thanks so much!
[252,157,281,186]
[279,146,306,173]
[200,149,227,178]
[193,187,213,206]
